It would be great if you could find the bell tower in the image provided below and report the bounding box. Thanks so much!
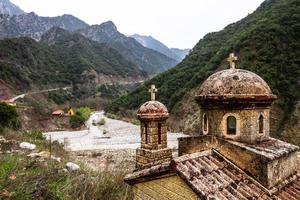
[135,85,172,169]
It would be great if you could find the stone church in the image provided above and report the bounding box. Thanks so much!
[124,53,300,199]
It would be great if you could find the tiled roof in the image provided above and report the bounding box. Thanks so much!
[171,150,300,200]
[124,161,172,185]
[125,150,300,199]
[171,150,269,199]
[271,175,300,199]
[226,138,298,160]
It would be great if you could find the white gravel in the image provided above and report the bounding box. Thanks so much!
[43,111,186,151]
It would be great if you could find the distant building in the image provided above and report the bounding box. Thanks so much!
[124,53,300,199]
[52,109,64,116]
[67,107,75,116]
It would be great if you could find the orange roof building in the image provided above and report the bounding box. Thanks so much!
[52,109,64,116]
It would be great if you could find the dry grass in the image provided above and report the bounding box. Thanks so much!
[0,154,132,200]
[0,129,133,200]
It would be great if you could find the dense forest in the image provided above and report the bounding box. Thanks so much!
[107,0,300,137]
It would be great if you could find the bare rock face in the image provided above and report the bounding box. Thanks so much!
[0,12,88,40]
[78,21,119,44]
[78,21,178,74]
[0,0,24,16]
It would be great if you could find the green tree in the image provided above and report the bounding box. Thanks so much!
[69,107,91,128]
[0,102,20,130]
[69,114,85,128]
[76,107,91,121]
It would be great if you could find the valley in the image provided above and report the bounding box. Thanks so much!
[107,0,300,145]
[0,0,299,199]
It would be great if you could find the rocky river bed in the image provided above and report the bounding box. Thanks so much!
[43,111,186,171]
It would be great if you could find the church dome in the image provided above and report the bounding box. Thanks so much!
[137,101,169,119]
[195,68,277,102]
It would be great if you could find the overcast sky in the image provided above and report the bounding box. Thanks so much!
[11,0,264,49]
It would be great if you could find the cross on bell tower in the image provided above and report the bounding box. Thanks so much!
[148,84,158,101]
[227,53,238,69]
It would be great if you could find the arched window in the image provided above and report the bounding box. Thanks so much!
[259,115,264,134]
[158,123,162,144]
[144,123,148,144]
[203,114,208,133]
[227,116,237,135]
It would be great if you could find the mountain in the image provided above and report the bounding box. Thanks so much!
[130,34,183,61]
[0,9,177,74]
[106,0,300,142]
[0,12,88,40]
[78,21,178,74]
[0,0,24,15]
[170,48,190,60]
[0,27,146,93]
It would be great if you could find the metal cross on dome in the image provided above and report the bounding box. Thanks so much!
[148,85,158,101]
[227,53,238,69]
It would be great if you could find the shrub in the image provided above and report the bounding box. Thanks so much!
[76,107,91,121]
[69,114,85,129]
[23,129,44,140]
[0,102,20,130]
[48,89,74,105]
[69,107,91,128]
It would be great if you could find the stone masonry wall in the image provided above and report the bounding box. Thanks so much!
[136,148,172,169]
[267,151,297,187]
[137,118,171,169]
[140,120,167,150]
[200,107,270,144]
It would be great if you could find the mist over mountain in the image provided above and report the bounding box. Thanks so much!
[0,0,24,15]
[130,34,186,62]
[79,22,178,74]
[170,48,190,60]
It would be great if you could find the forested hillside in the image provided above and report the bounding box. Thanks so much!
[107,0,300,140]
[0,28,146,93]
[0,0,178,76]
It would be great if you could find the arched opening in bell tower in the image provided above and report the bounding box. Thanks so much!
[259,115,264,134]
[227,116,237,135]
